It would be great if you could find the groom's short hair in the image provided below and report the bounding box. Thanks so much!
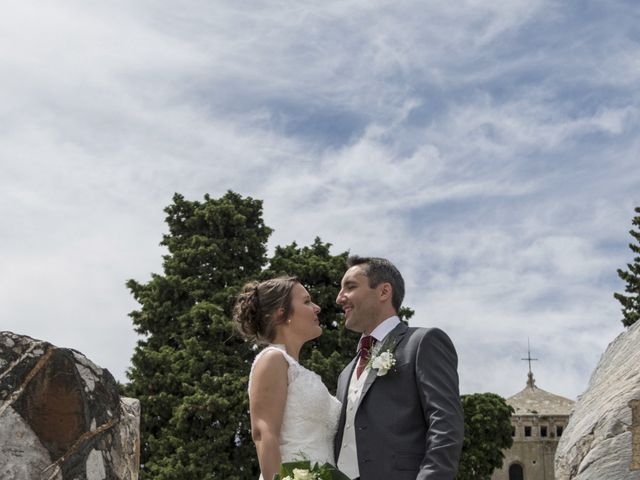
[346,256,405,312]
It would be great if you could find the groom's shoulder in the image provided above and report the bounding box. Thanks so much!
[403,326,455,349]
[405,325,450,339]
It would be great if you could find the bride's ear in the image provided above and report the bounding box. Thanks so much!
[276,307,289,324]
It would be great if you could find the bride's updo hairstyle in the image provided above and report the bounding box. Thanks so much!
[233,276,300,345]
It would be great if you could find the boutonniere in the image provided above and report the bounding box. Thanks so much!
[367,337,400,376]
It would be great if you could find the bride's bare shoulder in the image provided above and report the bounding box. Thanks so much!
[252,348,289,375]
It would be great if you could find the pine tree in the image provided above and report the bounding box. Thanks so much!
[614,206,640,327]
[124,194,365,478]
[125,192,272,480]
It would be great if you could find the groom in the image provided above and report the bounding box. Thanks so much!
[334,256,464,480]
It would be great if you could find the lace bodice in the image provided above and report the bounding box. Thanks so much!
[249,345,341,469]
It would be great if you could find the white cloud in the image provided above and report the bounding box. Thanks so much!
[1,0,639,403]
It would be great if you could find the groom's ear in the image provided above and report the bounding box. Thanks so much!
[378,282,393,303]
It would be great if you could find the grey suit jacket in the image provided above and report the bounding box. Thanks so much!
[334,323,464,480]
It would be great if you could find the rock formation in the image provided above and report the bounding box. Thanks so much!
[555,320,640,479]
[0,331,140,480]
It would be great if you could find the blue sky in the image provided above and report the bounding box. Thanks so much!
[1,0,639,400]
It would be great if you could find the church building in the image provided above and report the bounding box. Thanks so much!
[491,355,575,480]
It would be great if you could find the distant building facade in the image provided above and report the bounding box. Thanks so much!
[491,371,574,480]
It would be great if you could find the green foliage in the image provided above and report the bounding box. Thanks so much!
[456,393,514,480]
[124,191,272,480]
[614,206,640,327]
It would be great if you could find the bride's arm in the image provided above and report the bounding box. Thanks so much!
[249,350,289,480]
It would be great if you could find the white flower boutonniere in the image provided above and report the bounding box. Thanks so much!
[366,335,400,376]
[370,349,396,376]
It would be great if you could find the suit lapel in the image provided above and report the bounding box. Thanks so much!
[358,322,409,402]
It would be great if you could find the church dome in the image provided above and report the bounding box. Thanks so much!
[506,373,574,416]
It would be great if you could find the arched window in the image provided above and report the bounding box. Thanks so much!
[508,463,524,480]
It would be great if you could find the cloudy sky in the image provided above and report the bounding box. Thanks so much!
[2,0,639,400]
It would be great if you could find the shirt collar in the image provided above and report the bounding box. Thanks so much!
[363,315,401,344]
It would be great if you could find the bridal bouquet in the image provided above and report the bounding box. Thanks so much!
[273,461,350,480]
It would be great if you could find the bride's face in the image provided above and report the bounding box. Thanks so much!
[285,283,322,341]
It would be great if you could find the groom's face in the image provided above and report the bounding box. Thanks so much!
[336,265,380,334]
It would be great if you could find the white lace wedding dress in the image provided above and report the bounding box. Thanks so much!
[249,345,342,479]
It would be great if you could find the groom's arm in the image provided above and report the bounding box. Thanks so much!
[415,328,464,480]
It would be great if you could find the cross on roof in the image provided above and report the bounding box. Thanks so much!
[522,338,538,388]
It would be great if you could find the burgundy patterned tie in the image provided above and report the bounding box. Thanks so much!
[356,335,376,379]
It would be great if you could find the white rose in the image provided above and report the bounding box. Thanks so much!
[372,351,396,376]
[292,468,314,480]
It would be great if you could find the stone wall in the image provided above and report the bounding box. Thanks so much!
[0,331,140,480]
[492,437,557,480]
[492,414,568,480]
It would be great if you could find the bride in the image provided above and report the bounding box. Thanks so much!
[234,276,342,480]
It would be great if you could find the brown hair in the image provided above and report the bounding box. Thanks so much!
[233,276,299,344]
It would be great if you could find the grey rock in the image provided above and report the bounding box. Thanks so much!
[0,406,62,480]
[0,331,140,480]
[555,321,640,479]
[86,450,107,480]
